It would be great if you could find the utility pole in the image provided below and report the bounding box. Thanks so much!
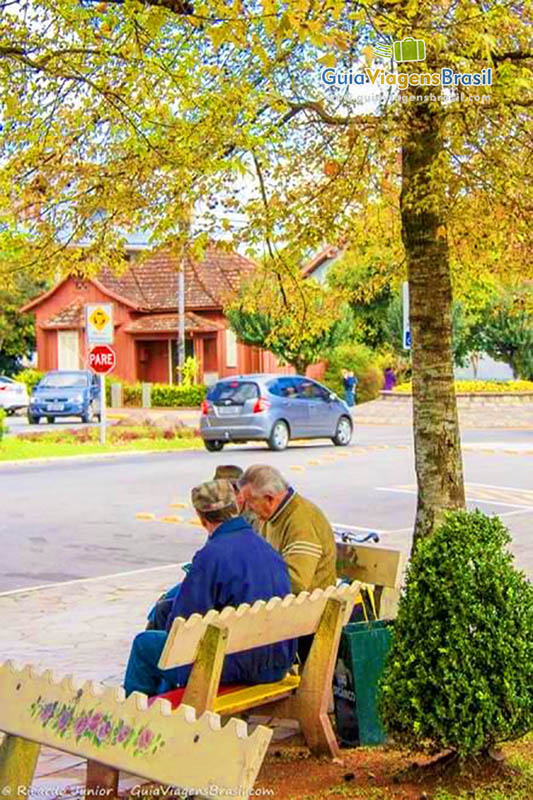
[176,210,190,385]
[177,262,186,384]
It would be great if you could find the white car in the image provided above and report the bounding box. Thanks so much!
[0,375,29,415]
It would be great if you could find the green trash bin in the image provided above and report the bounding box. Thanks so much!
[333,619,393,747]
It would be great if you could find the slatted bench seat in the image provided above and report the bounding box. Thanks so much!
[153,580,362,759]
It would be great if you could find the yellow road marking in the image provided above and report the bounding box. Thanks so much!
[289,465,305,471]
[187,518,202,527]
[307,459,321,465]
[136,512,156,521]
[387,483,533,508]
[170,502,189,509]
[159,515,183,524]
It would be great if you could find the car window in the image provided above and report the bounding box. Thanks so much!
[208,381,259,404]
[275,377,299,398]
[293,380,329,400]
[267,379,283,397]
[39,373,89,388]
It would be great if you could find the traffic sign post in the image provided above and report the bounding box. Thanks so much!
[86,304,114,345]
[88,345,116,445]
[402,282,411,350]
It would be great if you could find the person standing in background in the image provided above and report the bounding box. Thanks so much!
[342,368,357,407]
[384,367,396,391]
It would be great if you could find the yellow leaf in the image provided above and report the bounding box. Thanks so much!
[318,53,337,68]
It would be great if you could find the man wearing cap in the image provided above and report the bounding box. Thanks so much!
[124,479,296,697]
[146,465,259,631]
[213,465,260,531]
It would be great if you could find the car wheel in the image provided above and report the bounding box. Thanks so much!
[332,415,353,446]
[28,413,40,425]
[204,439,224,452]
[46,416,55,424]
[6,408,14,416]
[81,403,95,424]
[268,420,290,451]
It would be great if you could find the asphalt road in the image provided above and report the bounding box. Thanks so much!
[0,424,532,592]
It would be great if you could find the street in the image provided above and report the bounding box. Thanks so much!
[1,423,532,593]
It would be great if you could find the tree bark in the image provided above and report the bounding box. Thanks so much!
[400,97,466,550]
[291,358,310,375]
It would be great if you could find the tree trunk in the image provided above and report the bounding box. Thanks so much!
[400,98,466,551]
[291,358,310,375]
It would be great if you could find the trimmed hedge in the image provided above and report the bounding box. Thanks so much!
[380,510,533,757]
[393,379,533,394]
[0,408,6,442]
[106,379,206,408]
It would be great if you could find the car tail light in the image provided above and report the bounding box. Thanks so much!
[0,386,6,391]
[201,400,210,415]
[252,397,270,413]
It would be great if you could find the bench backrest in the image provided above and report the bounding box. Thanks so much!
[335,542,405,589]
[159,581,361,670]
[0,661,271,800]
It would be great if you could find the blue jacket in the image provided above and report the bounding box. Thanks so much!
[167,516,296,684]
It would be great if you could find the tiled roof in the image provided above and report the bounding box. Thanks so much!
[125,312,226,334]
[301,244,342,277]
[98,245,257,311]
[42,301,84,328]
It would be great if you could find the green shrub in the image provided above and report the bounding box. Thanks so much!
[15,368,44,393]
[380,510,533,757]
[151,383,206,407]
[0,408,6,442]
[181,356,199,387]
[105,379,206,408]
[324,342,383,403]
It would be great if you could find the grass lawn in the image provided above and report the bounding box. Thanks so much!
[0,426,204,461]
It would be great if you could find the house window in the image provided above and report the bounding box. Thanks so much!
[226,329,238,368]
[57,330,79,370]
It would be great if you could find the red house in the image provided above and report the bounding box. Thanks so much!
[22,245,287,385]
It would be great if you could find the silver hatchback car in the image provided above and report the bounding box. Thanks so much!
[200,374,353,451]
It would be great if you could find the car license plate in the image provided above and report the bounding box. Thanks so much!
[217,406,237,416]
[47,403,64,411]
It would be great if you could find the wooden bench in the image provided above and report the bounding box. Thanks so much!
[335,540,405,620]
[0,543,404,799]
[0,661,271,800]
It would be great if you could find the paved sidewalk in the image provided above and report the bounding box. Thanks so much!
[355,397,533,429]
[0,565,185,798]
[0,565,298,797]
[108,399,533,430]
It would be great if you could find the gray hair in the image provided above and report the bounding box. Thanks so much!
[238,465,289,498]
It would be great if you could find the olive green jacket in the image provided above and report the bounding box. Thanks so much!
[261,491,337,595]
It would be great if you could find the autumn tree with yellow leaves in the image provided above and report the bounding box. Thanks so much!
[0,0,531,547]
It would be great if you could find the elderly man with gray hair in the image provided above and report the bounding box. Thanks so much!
[238,465,337,596]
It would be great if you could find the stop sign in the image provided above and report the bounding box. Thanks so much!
[88,344,116,374]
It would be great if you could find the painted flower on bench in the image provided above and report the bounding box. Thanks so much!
[30,695,165,756]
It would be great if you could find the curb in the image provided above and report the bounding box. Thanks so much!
[0,446,201,468]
